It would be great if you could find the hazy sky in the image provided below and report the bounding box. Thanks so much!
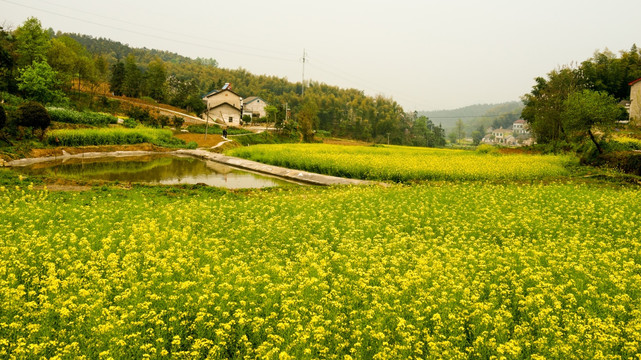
[2,0,640,111]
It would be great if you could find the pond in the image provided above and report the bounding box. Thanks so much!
[14,154,294,189]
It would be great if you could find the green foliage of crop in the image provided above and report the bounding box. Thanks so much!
[228,144,576,181]
[232,131,301,146]
[611,136,641,151]
[47,107,118,126]
[45,127,185,148]
[1,178,640,358]
[186,124,252,135]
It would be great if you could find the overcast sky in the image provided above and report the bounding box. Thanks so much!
[2,0,640,111]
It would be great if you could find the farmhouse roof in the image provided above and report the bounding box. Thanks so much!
[244,96,268,105]
[629,77,641,86]
[208,102,241,111]
[514,119,526,124]
[202,88,241,99]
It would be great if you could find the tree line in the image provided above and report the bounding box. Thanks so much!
[521,46,641,152]
[1,17,446,146]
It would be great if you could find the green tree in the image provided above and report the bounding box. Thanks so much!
[145,58,167,101]
[447,130,458,144]
[14,17,50,67]
[562,89,623,153]
[265,105,278,124]
[472,125,485,145]
[184,94,206,116]
[47,37,77,89]
[0,104,12,145]
[522,67,585,143]
[110,61,125,96]
[123,54,143,97]
[0,26,17,92]
[0,104,6,129]
[580,46,641,100]
[297,101,318,142]
[455,118,465,144]
[17,61,68,105]
[18,101,51,139]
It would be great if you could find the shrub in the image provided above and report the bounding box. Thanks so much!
[157,115,170,128]
[597,151,641,176]
[172,115,184,129]
[123,118,139,128]
[18,101,51,138]
[126,106,153,123]
[475,144,499,155]
[140,96,157,104]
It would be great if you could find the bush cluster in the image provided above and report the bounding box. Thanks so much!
[126,106,184,129]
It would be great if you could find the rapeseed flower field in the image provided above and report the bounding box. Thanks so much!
[1,172,640,359]
[227,144,576,182]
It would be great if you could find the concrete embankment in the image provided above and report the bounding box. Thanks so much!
[174,149,377,186]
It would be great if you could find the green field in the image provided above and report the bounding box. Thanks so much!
[2,163,641,358]
[227,144,576,182]
[46,127,193,148]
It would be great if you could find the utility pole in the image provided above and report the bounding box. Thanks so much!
[285,102,289,121]
[301,49,306,96]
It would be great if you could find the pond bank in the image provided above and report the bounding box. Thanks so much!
[3,148,379,187]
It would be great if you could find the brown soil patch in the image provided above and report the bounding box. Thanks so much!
[175,133,226,148]
[38,184,92,192]
[29,143,171,158]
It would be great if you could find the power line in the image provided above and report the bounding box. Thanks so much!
[29,0,300,59]
[423,114,522,119]
[0,0,299,63]
[308,61,425,110]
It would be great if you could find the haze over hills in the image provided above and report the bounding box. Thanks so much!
[419,101,524,132]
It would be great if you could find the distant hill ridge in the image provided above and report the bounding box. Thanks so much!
[419,101,523,131]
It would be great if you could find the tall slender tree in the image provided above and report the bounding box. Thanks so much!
[14,17,50,67]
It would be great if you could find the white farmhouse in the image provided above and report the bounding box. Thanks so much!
[202,83,242,126]
[242,96,269,119]
[512,119,529,135]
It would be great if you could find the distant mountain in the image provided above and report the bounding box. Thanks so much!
[418,102,523,132]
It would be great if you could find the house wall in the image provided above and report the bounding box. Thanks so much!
[207,103,241,126]
[205,89,241,110]
[631,82,641,125]
[244,99,267,118]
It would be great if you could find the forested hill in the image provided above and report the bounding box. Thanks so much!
[419,101,523,131]
[65,33,218,67]
[58,32,413,144]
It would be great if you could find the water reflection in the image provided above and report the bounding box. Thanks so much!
[16,154,292,189]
